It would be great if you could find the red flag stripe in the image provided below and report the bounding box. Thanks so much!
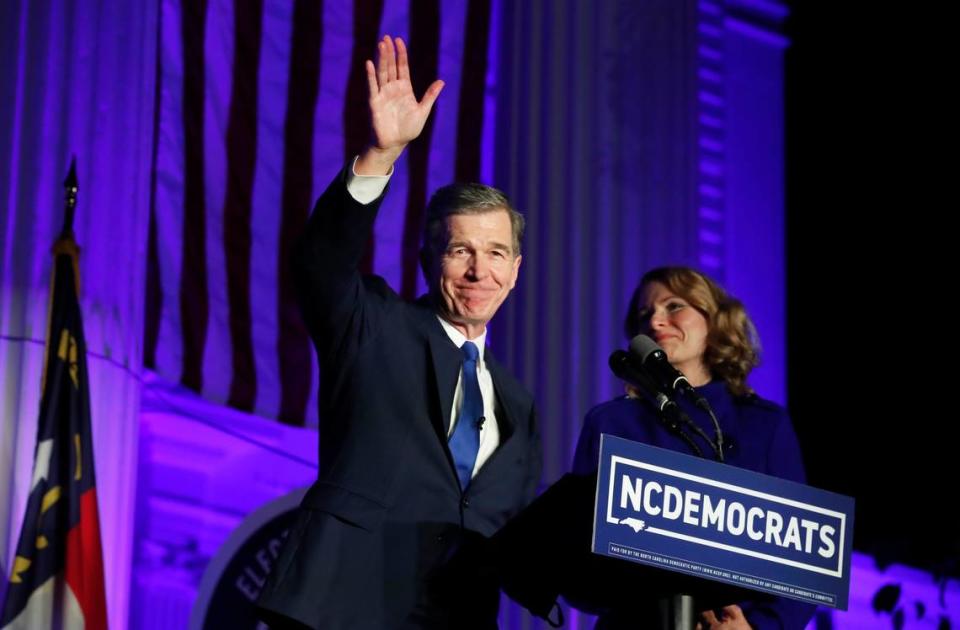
[144,2,165,370]
[277,0,324,424]
[64,489,108,630]
[224,0,266,411]
[455,0,491,183]
[179,0,211,391]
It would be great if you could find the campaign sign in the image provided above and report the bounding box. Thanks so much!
[594,434,854,609]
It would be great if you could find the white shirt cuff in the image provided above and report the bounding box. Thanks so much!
[345,155,392,204]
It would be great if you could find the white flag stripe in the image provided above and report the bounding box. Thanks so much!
[1,576,85,630]
[249,0,294,419]
[312,0,350,195]
[302,0,357,427]
[429,0,467,194]
[202,0,237,405]
[154,0,188,381]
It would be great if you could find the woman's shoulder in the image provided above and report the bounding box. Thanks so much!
[733,391,789,419]
[582,395,662,433]
[584,395,650,420]
[728,392,799,453]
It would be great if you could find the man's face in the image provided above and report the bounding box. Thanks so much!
[429,209,521,334]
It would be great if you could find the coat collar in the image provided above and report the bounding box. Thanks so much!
[415,296,517,442]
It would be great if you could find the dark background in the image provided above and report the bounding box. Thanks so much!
[785,4,954,575]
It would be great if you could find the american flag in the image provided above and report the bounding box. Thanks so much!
[144,0,498,425]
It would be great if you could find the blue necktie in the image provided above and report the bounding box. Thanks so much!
[449,341,483,490]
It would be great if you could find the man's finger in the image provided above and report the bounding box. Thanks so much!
[700,610,719,628]
[396,37,410,81]
[384,34,398,81]
[365,60,379,97]
[720,605,745,621]
[419,80,445,113]
[377,38,389,86]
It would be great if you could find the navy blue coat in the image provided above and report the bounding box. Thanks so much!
[572,381,815,630]
[257,171,542,629]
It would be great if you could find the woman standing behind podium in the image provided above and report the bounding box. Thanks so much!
[571,267,815,630]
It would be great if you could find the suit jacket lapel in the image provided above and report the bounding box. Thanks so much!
[420,306,461,436]
[420,308,466,487]
[484,351,517,444]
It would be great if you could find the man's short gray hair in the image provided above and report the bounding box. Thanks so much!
[421,183,525,259]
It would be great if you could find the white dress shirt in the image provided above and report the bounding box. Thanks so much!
[436,318,500,478]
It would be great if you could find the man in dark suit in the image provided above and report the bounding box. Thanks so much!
[256,35,542,629]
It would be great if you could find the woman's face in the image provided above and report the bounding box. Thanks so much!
[637,281,711,383]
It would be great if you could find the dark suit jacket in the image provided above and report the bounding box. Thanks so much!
[256,170,542,629]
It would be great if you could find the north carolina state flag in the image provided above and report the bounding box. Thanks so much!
[1,232,108,630]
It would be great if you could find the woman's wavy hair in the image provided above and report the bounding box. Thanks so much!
[623,266,761,396]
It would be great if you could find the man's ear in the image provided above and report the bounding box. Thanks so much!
[508,254,522,289]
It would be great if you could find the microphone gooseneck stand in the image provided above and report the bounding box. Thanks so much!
[610,348,725,630]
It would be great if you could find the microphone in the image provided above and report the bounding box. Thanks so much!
[628,335,707,407]
[608,351,685,431]
[609,351,705,457]
[609,350,658,396]
[477,416,486,429]
[628,335,724,461]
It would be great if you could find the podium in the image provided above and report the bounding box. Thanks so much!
[488,473,772,629]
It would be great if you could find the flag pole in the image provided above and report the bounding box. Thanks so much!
[61,156,78,239]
